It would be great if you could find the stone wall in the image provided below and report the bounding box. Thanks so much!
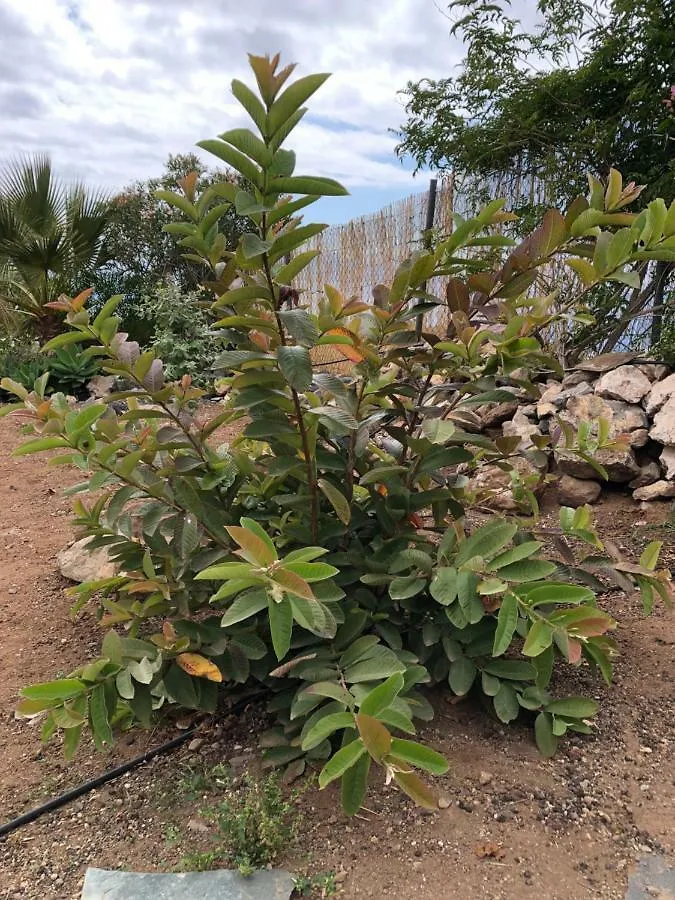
[480,352,674,507]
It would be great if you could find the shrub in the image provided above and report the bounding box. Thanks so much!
[139,282,221,387]
[3,54,674,817]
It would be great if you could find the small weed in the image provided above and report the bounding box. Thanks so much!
[201,773,299,876]
[164,823,182,848]
[180,849,224,872]
[176,762,230,801]
[293,871,338,897]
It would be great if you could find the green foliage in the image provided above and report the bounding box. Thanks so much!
[183,773,299,876]
[293,871,338,897]
[91,154,250,342]
[5,54,674,818]
[138,283,222,386]
[47,345,100,397]
[0,155,111,338]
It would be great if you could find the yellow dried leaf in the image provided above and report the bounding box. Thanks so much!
[177,653,223,682]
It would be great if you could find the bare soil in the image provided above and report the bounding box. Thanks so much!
[0,407,673,900]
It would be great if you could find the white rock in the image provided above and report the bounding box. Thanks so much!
[660,446,675,480]
[557,475,602,506]
[87,375,116,399]
[632,480,675,501]
[595,366,651,404]
[649,396,675,445]
[636,363,670,382]
[502,411,541,449]
[554,448,640,483]
[560,394,648,445]
[644,373,675,415]
[57,537,118,583]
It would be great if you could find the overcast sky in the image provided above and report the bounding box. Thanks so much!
[0,0,463,223]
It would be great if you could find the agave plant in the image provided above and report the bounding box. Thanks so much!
[0,155,112,339]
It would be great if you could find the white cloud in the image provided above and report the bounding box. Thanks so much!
[0,0,462,196]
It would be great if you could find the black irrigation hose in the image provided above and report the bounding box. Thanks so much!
[0,692,267,840]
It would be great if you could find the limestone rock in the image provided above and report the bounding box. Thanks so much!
[632,480,675,501]
[553,381,593,409]
[636,363,670,382]
[87,375,116,399]
[536,383,562,418]
[574,351,638,374]
[80,868,295,900]
[480,401,519,428]
[660,446,675,480]
[594,365,651,404]
[554,447,640,483]
[557,475,602,506]
[649,396,675,445]
[57,537,118,583]
[502,411,541,449]
[559,394,648,445]
[629,460,662,489]
[469,457,543,511]
[644,373,675,415]
[561,371,589,388]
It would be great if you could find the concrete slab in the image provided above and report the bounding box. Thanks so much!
[81,867,295,900]
[626,855,675,900]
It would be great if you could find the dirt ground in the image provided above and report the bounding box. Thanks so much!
[0,407,673,900]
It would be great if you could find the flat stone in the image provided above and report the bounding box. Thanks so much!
[574,351,638,374]
[632,480,675,501]
[57,537,118,583]
[557,475,602,506]
[626,854,675,900]
[595,366,652,404]
[480,401,519,428]
[645,373,675,415]
[561,371,589,388]
[650,396,675,445]
[660,446,675,480]
[553,381,593,408]
[630,460,662,489]
[81,868,295,900]
[554,448,640,483]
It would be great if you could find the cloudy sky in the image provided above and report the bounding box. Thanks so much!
[0,0,464,223]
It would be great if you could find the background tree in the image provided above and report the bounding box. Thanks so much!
[91,153,249,341]
[0,155,111,340]
[397,0,675,358]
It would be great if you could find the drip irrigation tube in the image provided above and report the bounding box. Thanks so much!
[0,692,266,840]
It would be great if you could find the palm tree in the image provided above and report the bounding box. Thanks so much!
[0,156,111,340]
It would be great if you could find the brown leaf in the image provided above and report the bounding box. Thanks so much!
[356,713,392,761]
[474,842,506,860]
[393,770,436,809]
[177,653,223,682]
[271,567,315,600]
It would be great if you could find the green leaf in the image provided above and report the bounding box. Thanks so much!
[21,679,86,702]
[482,659,535,681]
[389,575,426,600]
[311,405,359,430]
[41,331,86,351]
[492,593,519,656]
[455,520,518,566]
[344,647,406,683]
[219,128,272,167]
[89,684,114,745]
[14,437,71,456]
[392,770,436,809]
[534,711,558,757]
[275,250,320,285]
[639,540,662,571]
[448,658,476,696]
[493,682,520,723]
[496,560,558,583]
[318,478,351,525]
[429,567,458,605]
[388,738,449,774]
[302,712,355,751]
[318,739,367,788]
[545,697,599,719]
[268,73,331,136]
[221,589,269,626]
[268,595,293,660]
[283,561,339,582]
[197,139,262,187]
[278,309,320,347]
[63,724,84,760]
[359,673,404,716]
[269,176,348,197]
[231,78,267,133]
[517,583,595,607]
[277,345,312,391]
[522,620,554,657]
[240,232,274,259]
[341,751,370,815]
